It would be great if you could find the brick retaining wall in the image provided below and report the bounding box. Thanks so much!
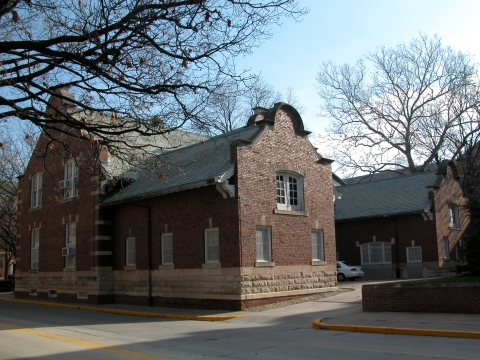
[363,283,480,313]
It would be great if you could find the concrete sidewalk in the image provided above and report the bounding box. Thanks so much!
[0,292,245,321]
[310,280,480,339]
[2,280,480,339]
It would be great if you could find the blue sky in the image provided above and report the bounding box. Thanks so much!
[235,0,480,142]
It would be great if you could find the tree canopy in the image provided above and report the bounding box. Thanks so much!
[0,121,35,276]
[317,35,480,177]
[0,0,306,160]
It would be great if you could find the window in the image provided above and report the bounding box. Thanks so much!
[65,222,76,268]
[360,242,392,264]
[31,173,42,208]
[312,230,325,261]
[205,228,219,263]
[256,227,272,262]
[161,233,173,265]
[443,237,450,259]
[276,172,303,211]
[63,160,79,199]
[31,228,39,269]
[406,246,422,262]
[126,237,136,266]
[448,204,460,228]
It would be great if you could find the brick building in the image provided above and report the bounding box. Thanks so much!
[15,96,337,310]
[335,161,468,279]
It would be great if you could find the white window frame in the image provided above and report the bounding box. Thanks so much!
[161,233,173,265]
[204,228,220,264]
[126,237,136,266]
[31,228,39,269]
[360,242,392,265]
[406,246,422,263]
[65,222,76,268]
[256,226,272,262]
[448,203,460,228]
[64,160,79,199]
[276,172,303,211]
[31,173,42,209]
[311,230,325,261]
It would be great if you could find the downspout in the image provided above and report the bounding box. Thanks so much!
[394,218,400,278]
[132,204,153,307]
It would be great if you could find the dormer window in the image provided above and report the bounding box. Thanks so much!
[61,160,79,199]
[31,173,42,208]
[276,172,303,211]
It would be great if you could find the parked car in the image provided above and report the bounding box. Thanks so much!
[336,261,364,281]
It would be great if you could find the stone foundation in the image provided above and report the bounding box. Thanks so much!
[15,265,337,310]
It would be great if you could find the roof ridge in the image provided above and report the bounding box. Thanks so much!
[338,170,437,188]
[162,125,256,154]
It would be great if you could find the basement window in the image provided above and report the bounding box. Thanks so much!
[77,291,88,299]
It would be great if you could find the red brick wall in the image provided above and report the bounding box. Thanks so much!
[16,128,102,274]
[363,283,480,313]
[433,163,469,266]
[109,107,336,271]
[236,108,336,268]
[336,214,438,266]
[109,185,240,269]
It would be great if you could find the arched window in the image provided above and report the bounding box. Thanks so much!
[360,242,391,265]
[31,173,42,208]
[276,172,303,211]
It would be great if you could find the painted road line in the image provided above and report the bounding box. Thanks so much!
[311,318,480,339]
[0,321,169,360]
[0,298,245,321]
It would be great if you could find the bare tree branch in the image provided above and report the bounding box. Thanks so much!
[0,0,307,160]
[317,35,480,177]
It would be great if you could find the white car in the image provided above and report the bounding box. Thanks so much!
[336,261,364,282]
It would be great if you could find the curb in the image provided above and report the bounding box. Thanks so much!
[0,297,245,322]
[311,318,480,339]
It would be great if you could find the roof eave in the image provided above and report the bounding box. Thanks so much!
[100,180,215,207]
[335,209,427,222]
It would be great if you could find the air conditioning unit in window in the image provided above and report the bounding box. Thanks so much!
[59,179,72,189]
[32,262,38,269]
[62,247,76,256]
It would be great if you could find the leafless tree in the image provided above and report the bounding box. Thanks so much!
[0,0,307,161]
[0,122,36,276]
[200,77,307,135]
[317,35,480,177]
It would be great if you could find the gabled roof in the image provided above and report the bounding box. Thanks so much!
[342,164,438,184]
[335,171,438,221]
[101,125,262,206]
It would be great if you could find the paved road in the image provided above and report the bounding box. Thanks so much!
[0,283,479,359]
